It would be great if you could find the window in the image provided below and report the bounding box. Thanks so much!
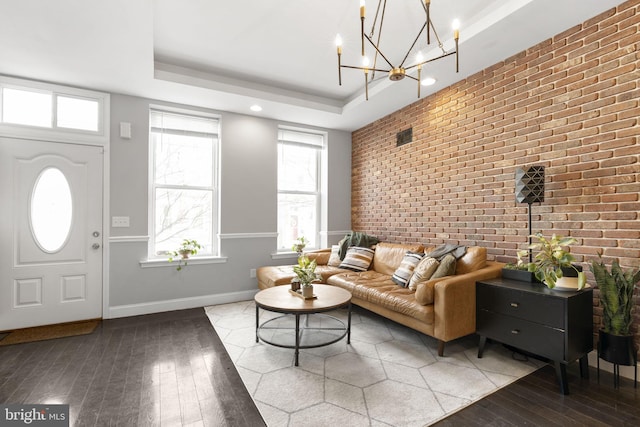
[1,86,100,131]
[150,109,219,257]
[277,128,324,251]
[0,77,108,145]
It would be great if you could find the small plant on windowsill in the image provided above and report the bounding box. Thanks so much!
[291,236,308,256]
[168,239,202,271]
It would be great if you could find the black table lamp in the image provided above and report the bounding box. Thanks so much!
[515,165,545,262]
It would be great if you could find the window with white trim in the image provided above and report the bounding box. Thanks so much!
[149,109,219,257]
[277,128,323,251]
[0,77,107,145]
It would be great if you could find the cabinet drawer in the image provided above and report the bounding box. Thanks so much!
[477,310,565,361]
[477,283,565,329]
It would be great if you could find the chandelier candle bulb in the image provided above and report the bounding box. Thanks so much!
[336,34,343,85]
[453,20,460,72]
[452,19,460,40]
[360,0,365,18]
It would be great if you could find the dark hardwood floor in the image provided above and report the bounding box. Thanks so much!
[0,308,265,427]
[435,356,640,426]
[1,307,638,426]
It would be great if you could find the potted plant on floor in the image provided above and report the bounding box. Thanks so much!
[590,255,639,372]
[528,232,586,290]
[292,254,321,298]
[168,239,202,271]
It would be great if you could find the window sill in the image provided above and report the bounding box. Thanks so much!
[271,252,300,260]
[139,256,228,269]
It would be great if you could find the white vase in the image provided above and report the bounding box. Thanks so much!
[302,284,314,298]
[555,276,579,290]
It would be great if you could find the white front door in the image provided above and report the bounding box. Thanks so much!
[0,138,103,330]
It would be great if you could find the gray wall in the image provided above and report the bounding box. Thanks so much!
[107,94,351,316]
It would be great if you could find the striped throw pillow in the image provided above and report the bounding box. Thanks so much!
[339,247,375,272]
[392,251,425,287]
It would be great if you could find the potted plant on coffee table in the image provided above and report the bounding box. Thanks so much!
[528,232,586,290]
[292,254,321,298]
[590,254,639,382]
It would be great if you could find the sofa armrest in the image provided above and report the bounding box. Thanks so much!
[433,261,504,342]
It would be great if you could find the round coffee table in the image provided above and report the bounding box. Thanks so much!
[254,284,352,366]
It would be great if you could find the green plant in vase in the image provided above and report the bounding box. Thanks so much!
[291,236,308,256]
[293,254,321,297]
[168,239,202,271]
[590,255,640,336]
[528,232,586,290]
[590,254,640,369]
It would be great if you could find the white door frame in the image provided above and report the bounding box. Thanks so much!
[0,79,111,321]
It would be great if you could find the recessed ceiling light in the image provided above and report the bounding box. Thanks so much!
[421,77,436,86]
[250,105,262,112]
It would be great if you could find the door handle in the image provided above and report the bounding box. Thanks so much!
[92,243,100,250]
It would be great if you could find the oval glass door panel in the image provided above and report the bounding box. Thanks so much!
[30,167,73,252]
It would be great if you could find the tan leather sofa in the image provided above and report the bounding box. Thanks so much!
[256,242,503,356]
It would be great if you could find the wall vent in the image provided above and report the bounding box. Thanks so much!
[396,128,413,147]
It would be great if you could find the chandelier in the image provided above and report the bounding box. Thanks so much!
[336,0,460,100]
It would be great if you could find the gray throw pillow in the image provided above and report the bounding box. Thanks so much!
[431,254,457,279]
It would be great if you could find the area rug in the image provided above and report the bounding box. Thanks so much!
[0,320,100,346]
[206,301,544,427]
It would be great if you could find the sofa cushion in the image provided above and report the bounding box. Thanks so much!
[414,279,437,305]
[327,271,434,324]
[327,245,342,267]
[456,246,487,275]
[339,247,375,272]
[304,248,331,265]
[391,251,424,287]
[408,257,439,291]
[431,254,457,279]
[371,242,424,275]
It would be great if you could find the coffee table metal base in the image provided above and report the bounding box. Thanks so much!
[256,306,351,366]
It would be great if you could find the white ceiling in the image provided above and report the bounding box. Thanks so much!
[0,0,625,131]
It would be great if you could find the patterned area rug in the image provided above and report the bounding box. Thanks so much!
[0,320,100,346]
[206,301,543,427]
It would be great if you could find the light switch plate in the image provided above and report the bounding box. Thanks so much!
[112,216,130,227]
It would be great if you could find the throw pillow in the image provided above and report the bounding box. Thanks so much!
[339,247,375,272]
[391,251,425,287]
[328,245,341,267]
[431,254,457,279]
[408,257,439,291]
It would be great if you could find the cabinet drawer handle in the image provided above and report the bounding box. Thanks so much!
[511,329,520,335]
[510,302,519,308]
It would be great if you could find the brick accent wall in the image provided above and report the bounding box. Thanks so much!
[352,1,640,352]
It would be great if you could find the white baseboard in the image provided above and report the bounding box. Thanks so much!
[587,351,638,382]
[106,290,258,319]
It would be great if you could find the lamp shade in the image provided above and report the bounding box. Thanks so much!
[515,166,545,204]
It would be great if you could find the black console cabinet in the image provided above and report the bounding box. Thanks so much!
[476,278,593,394]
